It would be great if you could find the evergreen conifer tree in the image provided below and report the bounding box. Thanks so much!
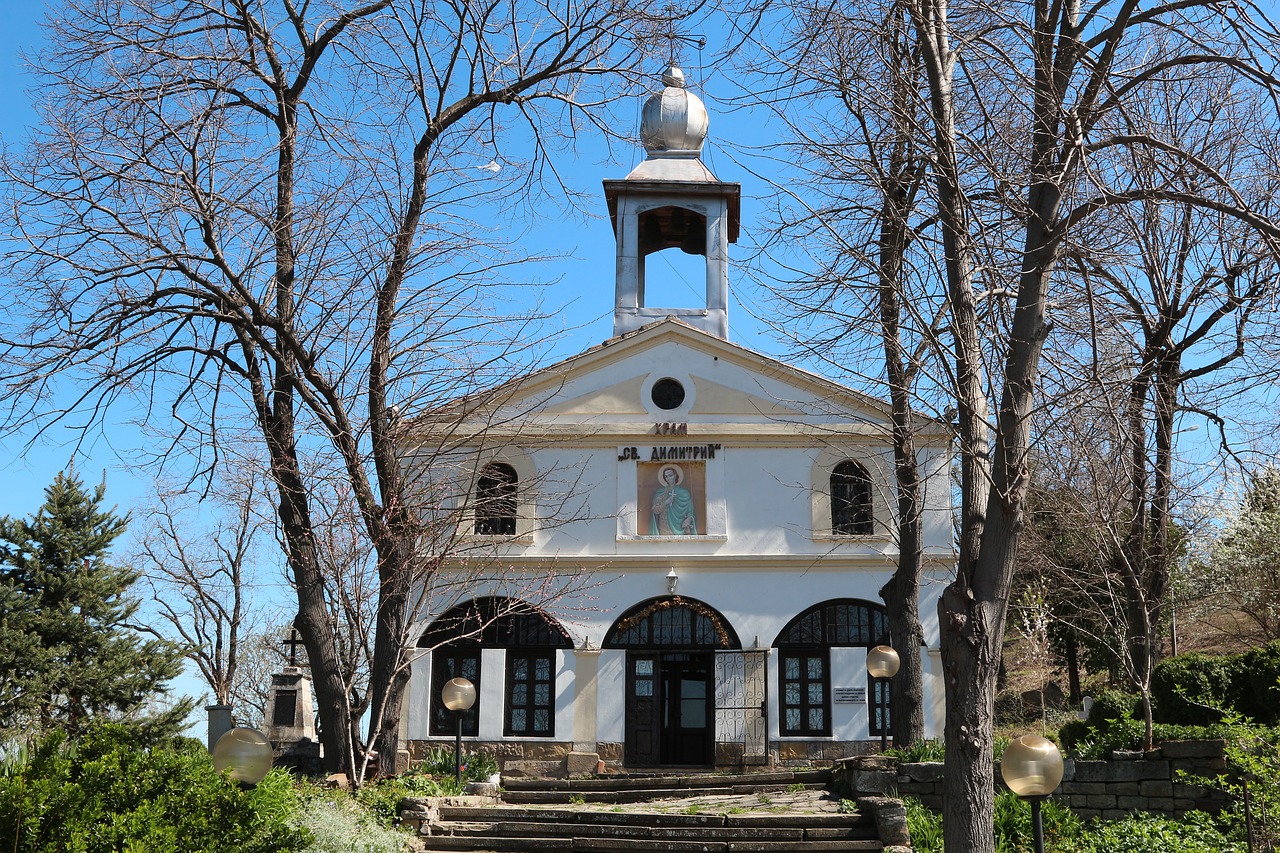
[0,472,192,736]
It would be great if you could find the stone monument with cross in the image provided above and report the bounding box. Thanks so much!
[264,629,320,767]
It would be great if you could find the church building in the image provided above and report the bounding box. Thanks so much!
[399,67,952,772]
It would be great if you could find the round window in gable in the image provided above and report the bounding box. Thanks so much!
[651,377,686,410]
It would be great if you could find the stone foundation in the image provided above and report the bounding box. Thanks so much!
[774,739,876,766]
[407,739,574,763]
[407,737,880,776]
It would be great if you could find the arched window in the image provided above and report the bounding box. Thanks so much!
[421,597,571,738]
[831,460,873,536]
[603,596,740,650]
[475,462,517,535]
[774,599,889,737]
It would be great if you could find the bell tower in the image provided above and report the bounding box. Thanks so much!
[604,66,740,339]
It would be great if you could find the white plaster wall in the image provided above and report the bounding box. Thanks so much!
[404,329,954,746]
[406,601,942,743]
[521,443,950,561]
[478,649,505,740]
[596,649,627,744]
[406,654,432,739]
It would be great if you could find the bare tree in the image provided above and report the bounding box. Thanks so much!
[1018,67,1280,744]
[730,0,1280,845]
[735,0,943,746]
[0,0,668,780]
[134,471,280,708]
[907,3,1280,847]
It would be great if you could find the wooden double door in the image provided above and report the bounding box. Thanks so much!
[625,651,714,767]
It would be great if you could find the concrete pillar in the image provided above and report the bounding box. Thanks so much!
[572,646,602,753]
[206,703,234,751]
[927,647,945,739]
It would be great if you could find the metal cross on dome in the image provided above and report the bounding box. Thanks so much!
[660,3,706,66]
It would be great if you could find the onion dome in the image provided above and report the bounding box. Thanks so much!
[639,65,709,154]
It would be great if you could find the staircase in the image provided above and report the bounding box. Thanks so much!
[402,769,894,852]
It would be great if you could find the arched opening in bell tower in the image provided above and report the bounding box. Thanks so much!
[637,205,708,310]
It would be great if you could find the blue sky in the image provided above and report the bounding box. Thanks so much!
[0,1,791,717]
[0,2,784,522]
[0,2,158,517]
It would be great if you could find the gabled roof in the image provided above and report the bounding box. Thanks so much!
[402,317,947,441]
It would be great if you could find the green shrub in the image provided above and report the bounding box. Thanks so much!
[1150,723,1232,743]
[352,768,456,829]
[354,779,412,828]
[1063,812,1241,852]
[903,798,943,852]
[419,746,457,776]
[992,789,1080,852]
[0,723,307,852]
[1150,642,1280,726]
[903,792,1079,851]
[1238,643,1280,722]
[1085,689,1142,726]
[901,792,1239,852]
[1057,719,1090,752]
[295,795,411,853]
[1058,690,1146,757]
[464,750,499,781]
[1151,651,1244,725]
[1063,716,1146,759]
[398,771,451,796]
[412,746,498,788]
[1182,714,1280,850]
[889,739,946,763]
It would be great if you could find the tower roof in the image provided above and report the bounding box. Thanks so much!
[625,65,719,183]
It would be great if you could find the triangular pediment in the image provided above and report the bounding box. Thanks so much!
[543,376,649,415]
[405,319,947,442]
[686,375,803,416]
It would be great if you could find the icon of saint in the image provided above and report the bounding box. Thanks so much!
[649,463,697,535]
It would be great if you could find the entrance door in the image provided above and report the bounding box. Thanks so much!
[625,652,713,767]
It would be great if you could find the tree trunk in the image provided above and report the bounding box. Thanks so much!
[939,585,1003,851]
[876,59,928,746]
[882,568,926,745]
[1065,633,1081,705]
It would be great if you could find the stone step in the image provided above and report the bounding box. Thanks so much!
[436,806,876,831]
[420,835,883,853]
[499,782,830,805]
[432,820,876,842]
[500,787,725,804]
[405,767,890,853]
[501,769,832,792]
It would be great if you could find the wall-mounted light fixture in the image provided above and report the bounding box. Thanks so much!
[666,568,679,595]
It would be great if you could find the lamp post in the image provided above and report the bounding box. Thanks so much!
[1001,734,1064,853]
[866,644,900,752]
[211,726,274,787]
[441,677,477,785]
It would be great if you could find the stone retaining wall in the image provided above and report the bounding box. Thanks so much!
[835,740,1232,821]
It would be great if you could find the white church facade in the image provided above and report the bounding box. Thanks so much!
[398,67,952,772]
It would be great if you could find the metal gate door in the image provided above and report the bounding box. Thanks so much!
[714,650,768,764]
